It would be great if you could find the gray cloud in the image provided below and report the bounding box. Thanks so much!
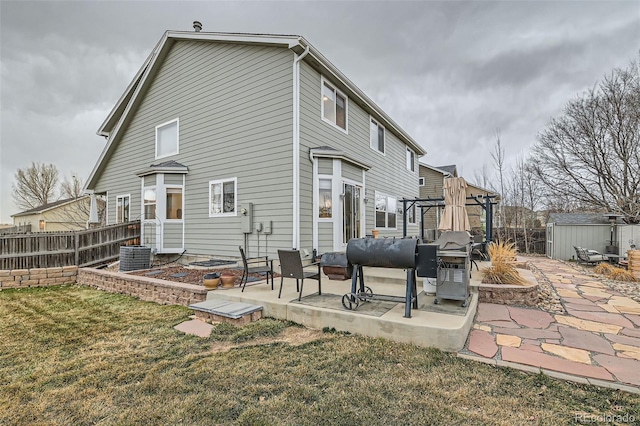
[1,1,639,221]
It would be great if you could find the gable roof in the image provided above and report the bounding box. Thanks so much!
[436,165,457,176]
[87,30,425,189]
[11,196,89,218]
[419,162,455,177]
[547,213,624,225]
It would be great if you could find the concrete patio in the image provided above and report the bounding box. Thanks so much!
[202,266,480,352]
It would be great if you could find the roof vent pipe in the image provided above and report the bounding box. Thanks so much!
[193,21,202,32]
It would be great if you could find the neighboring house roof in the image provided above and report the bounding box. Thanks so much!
[436,165,457,177]
[466,182,497,196]
[11,196,89,218]
[418,162,455,177]
[87,29,425,189]
[547,213,625,225]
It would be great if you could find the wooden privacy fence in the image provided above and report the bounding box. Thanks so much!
[0,221,140,270]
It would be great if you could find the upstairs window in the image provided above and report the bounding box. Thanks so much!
[370,118,385,154]
[156,119,179,159]
[419,177,425,186]
[406,147,415,172]
[322,79,347,132]
[209,178,237,217]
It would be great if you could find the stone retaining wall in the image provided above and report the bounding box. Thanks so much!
[78,268,207,306]
[478,268,539,306]
[0,266,78,289]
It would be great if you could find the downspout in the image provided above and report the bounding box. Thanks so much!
[292,45,310,249]
[310,150,318,251]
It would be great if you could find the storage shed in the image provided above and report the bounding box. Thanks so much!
[545,213,626,261]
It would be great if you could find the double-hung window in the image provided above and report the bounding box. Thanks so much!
[370,118,385,154]
[406,147,415,172]
[116,195,130,223]
[156,118,179,159]
[375,192,397,229]
[322,79,347,132]
[209,178,237,217]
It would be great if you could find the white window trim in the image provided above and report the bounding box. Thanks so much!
[209,177,238,217]
[320,76,348,134]
[155,118,179,159]
[374,191,398,230]
[370,116,385,155]
[406,147,416,172]
[115,194,131,224]
[419,177,425,186]
[164,185,184,222]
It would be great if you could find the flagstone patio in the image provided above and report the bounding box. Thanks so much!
[462,256,640,392]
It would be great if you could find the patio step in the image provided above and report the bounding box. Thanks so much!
[189,299,263,325]
[361,267,419,286]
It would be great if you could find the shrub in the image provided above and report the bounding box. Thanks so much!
[482,241,528,285]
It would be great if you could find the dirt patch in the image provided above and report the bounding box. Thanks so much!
[127,264,278,287]
[208,326,326,353]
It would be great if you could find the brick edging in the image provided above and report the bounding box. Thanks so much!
[0,266,78,289]
[78,268,207,306]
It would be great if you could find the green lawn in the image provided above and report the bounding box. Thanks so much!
[0,285,638,425]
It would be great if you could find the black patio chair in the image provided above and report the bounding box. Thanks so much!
[277,249,321,301]
[239,246,274,292]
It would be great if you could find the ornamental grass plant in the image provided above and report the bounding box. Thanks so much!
[482,241,528,285]
[594,262,637,282]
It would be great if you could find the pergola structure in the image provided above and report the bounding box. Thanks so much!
[401,195,499,242]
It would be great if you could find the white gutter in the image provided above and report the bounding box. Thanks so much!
[292,45,310,249]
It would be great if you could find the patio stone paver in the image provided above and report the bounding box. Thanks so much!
[612,344,640,361]
[508,306,554,329]
[468,329,498,358]
[592,355,640,386]
[540,343,591,364]
[621,328,640,338]
[555,315,622,334]
[568,311,635,329]
[501,347,614,381]
[462,256,640,391]
[475,303,511,322]
[557,325,615,355]
[174,319,214,338]
[496,334,521,347]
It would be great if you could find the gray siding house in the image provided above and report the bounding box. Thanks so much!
[85,28,425,258]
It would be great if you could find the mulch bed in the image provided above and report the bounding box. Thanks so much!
[127,265,278,288]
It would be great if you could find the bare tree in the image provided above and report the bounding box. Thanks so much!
[60,174,84,199]
[12,162,59,211]
[532,58,640,223]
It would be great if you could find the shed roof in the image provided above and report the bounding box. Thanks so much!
[547,213,624,225]
[11,196,88,218]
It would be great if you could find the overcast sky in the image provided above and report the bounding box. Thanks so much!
[1,1,638,222]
